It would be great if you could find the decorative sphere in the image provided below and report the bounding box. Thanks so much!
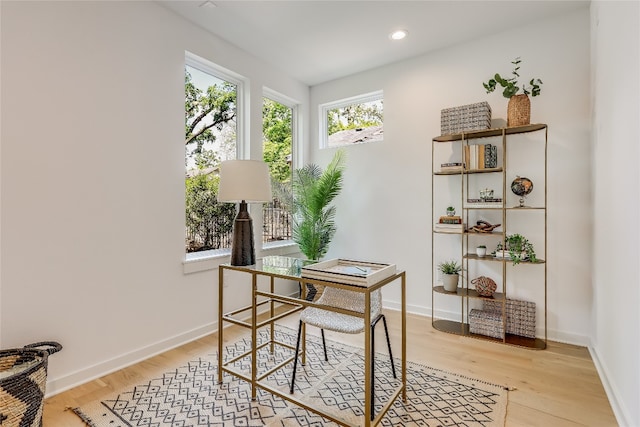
[511,176,533,197]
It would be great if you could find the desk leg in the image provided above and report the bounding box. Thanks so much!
[401,272,407,402]
[251,273,258,401]
[364,291,372,427]
[218,266,224,384]
[270,276,275,354]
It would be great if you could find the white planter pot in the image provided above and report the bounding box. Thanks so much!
[442,274,459,292]
[476,247,487,257]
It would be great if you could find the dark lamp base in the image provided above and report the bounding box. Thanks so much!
[230,201,256,266]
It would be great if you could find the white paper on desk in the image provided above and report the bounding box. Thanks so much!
[326,265,373,276]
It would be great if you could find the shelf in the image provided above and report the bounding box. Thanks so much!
[432,319,547,350]
[431,123,547,351]
[465,253,546,264]
[433,123,547,142]
[435,167,503,175]
[433,285,505,301]
[465,230,504,236]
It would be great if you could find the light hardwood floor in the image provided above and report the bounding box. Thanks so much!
[44,310,617,426]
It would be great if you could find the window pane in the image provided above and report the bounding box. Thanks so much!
[262,97,293,243]
[185,64,237,254]
[321,91,383,148]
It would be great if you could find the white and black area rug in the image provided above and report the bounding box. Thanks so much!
[73,326,509,426]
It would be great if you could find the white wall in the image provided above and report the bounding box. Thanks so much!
[591,2,640,426]
[0,1,306,394]
[311,8,592,344]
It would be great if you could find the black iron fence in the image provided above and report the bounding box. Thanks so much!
[186,199,292,253]
[262,198,293,243]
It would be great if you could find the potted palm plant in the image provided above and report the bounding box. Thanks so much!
[272,150,346,262]
[438,260,462,292]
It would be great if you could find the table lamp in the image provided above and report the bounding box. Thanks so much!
[218,160,272,266]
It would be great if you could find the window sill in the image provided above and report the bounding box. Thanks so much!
[183,241,300,274]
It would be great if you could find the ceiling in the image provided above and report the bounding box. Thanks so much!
[160,1,589,86]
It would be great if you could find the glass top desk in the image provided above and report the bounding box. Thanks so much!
[218,256,406,427]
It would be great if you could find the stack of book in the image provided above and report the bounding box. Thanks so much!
[465,197,503,208]
[463,144,498,170]
[435,215,464,233]
[439,162,463,173]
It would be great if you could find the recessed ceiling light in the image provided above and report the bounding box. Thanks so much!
[389,30,408,41]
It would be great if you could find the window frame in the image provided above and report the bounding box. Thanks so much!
[184,52,248,264]
[262,87,300,250]
[319,90,384,149]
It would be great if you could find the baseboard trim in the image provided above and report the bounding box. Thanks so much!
[45,322,217,398]
[588,345,630,427]
[46,290,301,398]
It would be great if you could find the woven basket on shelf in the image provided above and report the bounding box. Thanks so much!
[0,341,62,427]
[507,94,531,127]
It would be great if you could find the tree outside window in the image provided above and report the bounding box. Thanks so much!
[184,64,237,253]
[262,97,293,243]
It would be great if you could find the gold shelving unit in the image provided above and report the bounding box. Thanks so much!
[431,124,547,350]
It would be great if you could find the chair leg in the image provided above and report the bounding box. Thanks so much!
[369,314,396,421]
[370,320,376,421]
[382,315,396,378]
[320,329,328,361]
[290,320,303,394]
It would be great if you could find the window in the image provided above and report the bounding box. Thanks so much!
[262,90,295,245]
[184,53,244,256]
[320,90,383,148]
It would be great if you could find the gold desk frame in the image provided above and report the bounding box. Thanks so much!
[218,257,406,427]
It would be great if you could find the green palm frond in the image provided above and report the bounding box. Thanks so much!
[292,150,345,260]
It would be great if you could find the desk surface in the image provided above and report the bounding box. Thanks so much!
[223,255,401,289]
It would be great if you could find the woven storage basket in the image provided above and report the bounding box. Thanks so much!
[484,299,536,338]
[469,309,504,339]
[441,101,491,135]
[507,94,531,127]
[0,341,62,427]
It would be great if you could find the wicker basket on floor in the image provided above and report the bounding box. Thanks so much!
[0,341,62,427]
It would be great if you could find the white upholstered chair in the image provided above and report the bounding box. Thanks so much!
[289,286,396,420]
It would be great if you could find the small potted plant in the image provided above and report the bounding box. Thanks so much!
[482,57,543,127]
[438,260,462,292]
[476,245,487,257]
[494,234,537,265]
[446,206,455,216]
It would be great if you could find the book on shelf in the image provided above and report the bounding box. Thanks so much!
[463,143,498,170]
[441,162,463,167]
[439,215,462,224]
[467,198,502,203]
[439,164,464,173]
[434,223,464,231]
[465,202,503,208]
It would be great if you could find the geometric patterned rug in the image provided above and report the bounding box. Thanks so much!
[73,326,509,426]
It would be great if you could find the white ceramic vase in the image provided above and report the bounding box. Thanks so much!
[442,274,459,292]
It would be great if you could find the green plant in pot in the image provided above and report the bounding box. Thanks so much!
[438,260,462,292]
[482,57,543,127]
[494,233,537,265]
[273,149,346,262]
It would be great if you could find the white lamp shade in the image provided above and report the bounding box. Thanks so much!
[218,160,272,203]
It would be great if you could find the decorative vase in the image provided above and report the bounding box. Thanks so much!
[442,274,459,292]
[507,94,531,127]
[476,247,487,257]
